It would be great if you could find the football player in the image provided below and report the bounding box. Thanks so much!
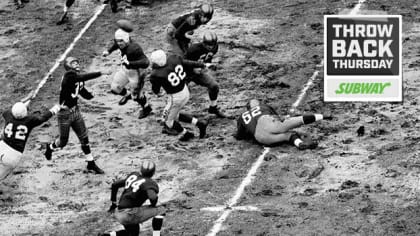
[44,56,109,174]
[99,161,165,236]
[1,98,60,180]
[14,0,29,9]
[166,3,214,56]
[56,0,107,25]
[149,50,208,141]
[235,99,332,149]
[184,31,226,118]
[103,28,152,119]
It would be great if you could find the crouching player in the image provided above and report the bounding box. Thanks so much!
[99,161,165,236]
[1,99,60,180]
[235,99,332,149]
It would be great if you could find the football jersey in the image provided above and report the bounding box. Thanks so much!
[108,41,149,70]
[117,172,159,209]
[171,10,202,39]
[150,54,204,94]
[60,70,102,108]
[184,43,218,63]
[236,103,279,140]
[2,109,53,153]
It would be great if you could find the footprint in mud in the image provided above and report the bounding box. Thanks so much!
[340,180,359,190]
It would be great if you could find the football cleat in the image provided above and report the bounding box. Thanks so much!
[298,141,318,150]
[197,120,208,138]
[138,105,152,119]
[162,124,180,136]
[44,143,53,161]
[179,131,194,142]
[208,106,227,118]
[87,161,105,174]
[118,94,131,105]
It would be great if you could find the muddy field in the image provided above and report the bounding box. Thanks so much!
[1,0,420,235]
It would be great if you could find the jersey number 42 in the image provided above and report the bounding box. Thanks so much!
[4,123,28,141]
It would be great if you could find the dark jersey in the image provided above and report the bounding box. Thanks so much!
[111,172,159,209]
[2,109,52,153]
[184,43,218,63]
[236,103,279,140]
[150,54,204,94]
[107,40,149,70]
[59,70,102,108]
[171,10,203,39]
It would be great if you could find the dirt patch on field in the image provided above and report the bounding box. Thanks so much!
[1,0,420,235]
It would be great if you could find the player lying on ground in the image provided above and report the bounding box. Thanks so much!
[184,31,227,118]
[166,3,214,56]
[235,99,332,149]
[44,56,110,174]
[99,161,165,236]
[103,27,152,119]
[149,50,208,141]
[0,98,60,180]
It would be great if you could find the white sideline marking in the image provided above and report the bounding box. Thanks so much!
[206,1,367,235]
[31,4,106,100]
[201,205,260,212]
[206,148,269,236]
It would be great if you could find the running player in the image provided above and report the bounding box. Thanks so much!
[103,28,152,119]
[166,3,214,56]
[149,50,208,141]
[184,31,226,118]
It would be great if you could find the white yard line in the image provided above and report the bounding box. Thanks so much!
[31,4,106,100]
[206,1,367,235]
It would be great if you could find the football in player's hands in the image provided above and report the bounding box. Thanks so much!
[108,202,117,213]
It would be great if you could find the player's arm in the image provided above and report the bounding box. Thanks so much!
[150,75,162,95]
[74,71,103,82]
[181,58,205,69]
[110,179,125,203]
[147,189,158,207]
[103,40,119,56]
[31,104,61,127]
[125,49,150,70]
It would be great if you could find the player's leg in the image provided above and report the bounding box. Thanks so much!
[71,107,104,174]
[178,112,208,139]
[111,68,130,97]
[194,71,226,118]
[0,142,22,180]
[57,0,75,25]
[130,71,152,119]
[271,114,326,133]
[45,108,71,160]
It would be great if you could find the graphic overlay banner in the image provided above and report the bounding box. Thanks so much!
[324,15,402,101]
